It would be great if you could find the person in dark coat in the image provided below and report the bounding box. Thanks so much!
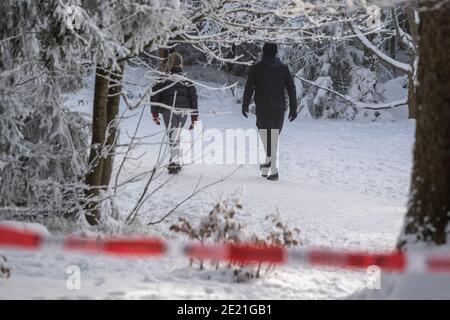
[151,52,198,174]
[241,43,297,181]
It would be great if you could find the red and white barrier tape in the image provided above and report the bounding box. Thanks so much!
[1,225,450,273]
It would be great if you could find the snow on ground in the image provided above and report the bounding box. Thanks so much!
[0,66,416,299]
[352,272,450,300]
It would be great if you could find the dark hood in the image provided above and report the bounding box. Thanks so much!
[171,66,183,74]
[262,54,282,68]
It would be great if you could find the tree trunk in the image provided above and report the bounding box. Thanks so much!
[85,66,110,225]
[406,6,419,45]
[407,72,418,119]
[100,64,123,188]
[406,6,419,119]
[398,2,450,247]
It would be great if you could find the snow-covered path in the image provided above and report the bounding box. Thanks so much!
[0,68,415,299]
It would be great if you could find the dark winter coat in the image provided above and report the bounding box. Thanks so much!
[242,54,297,112]
[151,68,198,115]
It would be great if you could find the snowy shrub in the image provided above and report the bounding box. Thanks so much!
[349,68,379,104]
[264,213,301,247]
[310,76,335,119]
[170,197,245,271]
[170,196,301,283]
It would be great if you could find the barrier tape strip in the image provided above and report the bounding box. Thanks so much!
[1,225,450,273]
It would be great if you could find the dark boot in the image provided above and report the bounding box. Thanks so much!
[168,162,181,174]
[267,172,278,181]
